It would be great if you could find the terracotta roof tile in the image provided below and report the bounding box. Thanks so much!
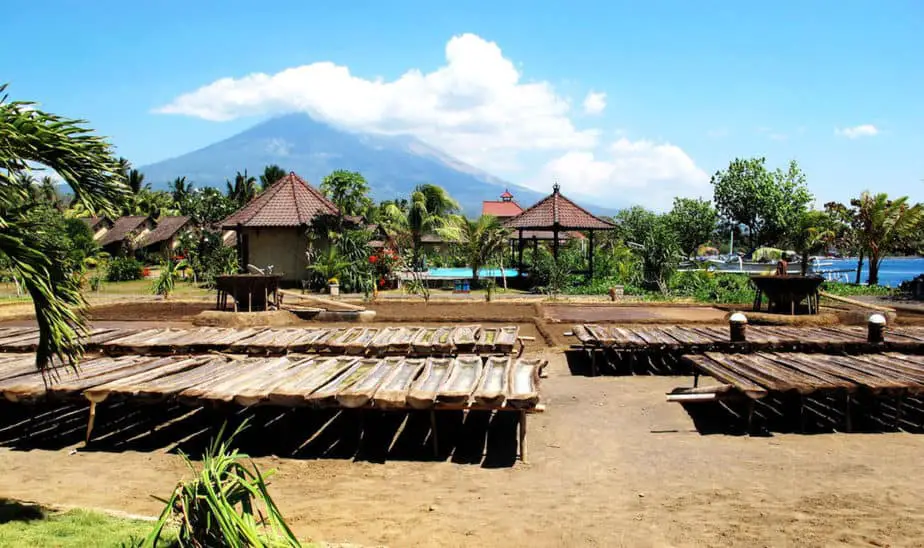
[482,200,524,218]
[503,185,616,230]
[221,172,339,228]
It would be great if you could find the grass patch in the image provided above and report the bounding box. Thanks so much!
[0,500,175,547]
[0,279,213,301]
[820,281,895,297]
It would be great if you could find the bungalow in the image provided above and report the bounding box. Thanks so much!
[220,172,339,283]
[82,215,192,258]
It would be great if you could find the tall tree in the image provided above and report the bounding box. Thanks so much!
[170,176,193,204]
[448,215,510,285]
[789,210,837,275]
[851,192,923,285]
[259,164,287,190]
[667,197,718,258]
[0,83,128,371]
[379,190,462,268]
[414,183,460,217]
[126,168,146,195]
[711,157,813,250]
[613,206,659,246]
[226,170,257,207]
[320,170,372,217]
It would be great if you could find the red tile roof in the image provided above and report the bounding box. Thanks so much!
[482,200,524,218]
[503,184,616,230]
[500,189,514,199]
[221,172,339,229]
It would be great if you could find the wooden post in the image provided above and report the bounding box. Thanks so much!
[588,230,594,281]
[430,410,439,457]
[729,312,747,342]
[867,313,886,344]
[552,226,560,261]
[517,229,524,273]
[85,401,97,444]
[519,410,528,462]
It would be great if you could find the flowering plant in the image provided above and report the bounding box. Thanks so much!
[327,277,339,285]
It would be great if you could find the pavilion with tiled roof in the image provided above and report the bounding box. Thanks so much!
[221,172,340,281]
[503,183,617,278]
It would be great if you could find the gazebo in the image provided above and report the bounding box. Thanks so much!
[503,184,617,278]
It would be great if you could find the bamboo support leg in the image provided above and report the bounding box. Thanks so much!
[590,348,598,377]
[844,393,852,433]
[894,394,904,431]
[85,401,97,444]
[746,400,756,435]
[693,371,700,388]
[430,410,439,457]
[519,411,528,462]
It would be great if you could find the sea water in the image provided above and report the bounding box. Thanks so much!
[822,257,924,287]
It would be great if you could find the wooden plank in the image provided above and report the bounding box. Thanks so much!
[760,352,856,391]
[267,356,358,406]
[786,354,905,393]
[407,357,454,409]
[682,355,768,399]
[388,327,420,354]
[84,356,213,402]
[702,352,797,392]
[233,356,319,406]
[507,358,543,409]
[336,358,396,408]
[586,325,616,346]
[732,353,831,394]
[570,324,597,346]
[438,355,483,404]
[306,358,375,407]
[374,358,425,409]
[607,327,647,348]
[193,357,297,403]
[473,356,510,407]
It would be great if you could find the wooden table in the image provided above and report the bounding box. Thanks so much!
[751,275,824,315]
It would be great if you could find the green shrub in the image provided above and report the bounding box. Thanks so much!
[668,271,753,303]
[821,281,893,297]
[106,257,144,282]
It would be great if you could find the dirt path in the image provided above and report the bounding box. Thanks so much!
[1,351,922,546]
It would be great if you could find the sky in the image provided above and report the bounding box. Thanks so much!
[3,0,922,210]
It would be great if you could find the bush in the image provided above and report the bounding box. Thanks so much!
[822,281,894,297]
[106,257,144,282]
[668,271,753,303]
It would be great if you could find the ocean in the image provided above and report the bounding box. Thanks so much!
[823,257,924,287]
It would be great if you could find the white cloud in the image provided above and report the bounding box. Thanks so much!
[582,91,607,115]
[529,138,710,210]
[157,33,598,170]
[836,124,879,139]
[158,33,707,208]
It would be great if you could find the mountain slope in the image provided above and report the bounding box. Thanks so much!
[140,113,548,214]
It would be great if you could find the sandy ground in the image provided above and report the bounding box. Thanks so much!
[1,349,923,547]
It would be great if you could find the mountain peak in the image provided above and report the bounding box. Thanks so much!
[140,113,540,212]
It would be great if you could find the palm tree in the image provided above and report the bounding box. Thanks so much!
[260,164,286,190]
[127,168,146,195]
[450,215,510,286]
[170,176,193,203]
[226,170,257,206]
[0,83,128,372]
[414,183,460,217]
[852,192,924,285]
[789,210,836,275]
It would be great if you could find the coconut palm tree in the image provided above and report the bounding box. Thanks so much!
[226,170,257,206]
[450,215,510,286]
[789,210,836,275]
[852,192,924,285]
[1,83,128,371]
[414,183,460,217]
[259,164,287,191]
[170,176,193,203]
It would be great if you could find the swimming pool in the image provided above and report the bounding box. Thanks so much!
[426,267,520,279]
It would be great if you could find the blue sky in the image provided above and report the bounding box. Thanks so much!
[3,0,922,209]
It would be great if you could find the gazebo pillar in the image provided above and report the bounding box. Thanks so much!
[588,230,595,280]
[552,224,560,261]
[517,229,524,273]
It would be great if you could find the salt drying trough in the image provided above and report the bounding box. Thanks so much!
[569,324,924,375]
[0,325,522,357]
[0,344,545,460]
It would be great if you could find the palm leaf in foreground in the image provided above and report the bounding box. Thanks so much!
[0,83,128,373]
[142,420,300,548]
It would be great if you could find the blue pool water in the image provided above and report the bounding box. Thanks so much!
[427,267,520,279]
[821,257,924,287]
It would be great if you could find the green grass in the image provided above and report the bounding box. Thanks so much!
[820,281,895,297]
[0,501,175,547]
[0,278,212,301]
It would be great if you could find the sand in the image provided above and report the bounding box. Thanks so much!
[0,350,922,546]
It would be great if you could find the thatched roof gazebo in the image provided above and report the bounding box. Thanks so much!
[503,183,616,278]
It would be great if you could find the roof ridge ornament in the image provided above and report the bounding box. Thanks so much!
[552,180,560,194]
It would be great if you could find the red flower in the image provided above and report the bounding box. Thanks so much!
[369,255,378,263]
[378,278,386,287]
